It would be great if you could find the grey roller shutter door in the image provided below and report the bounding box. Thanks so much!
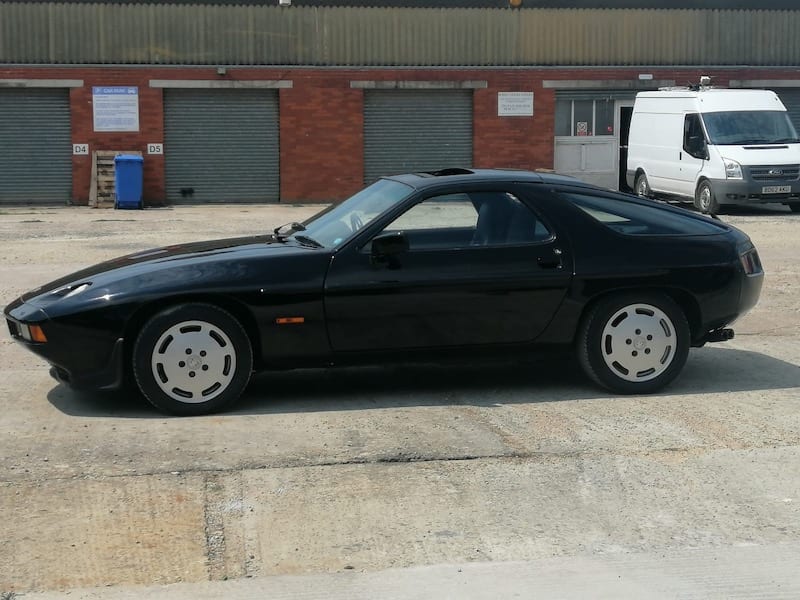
[364,90,473,183]
[164,89,279,203]
[777,90,800,132]
[0,89,71,204]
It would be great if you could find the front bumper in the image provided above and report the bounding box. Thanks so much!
[711,178,800,205]
[5,299,125,391]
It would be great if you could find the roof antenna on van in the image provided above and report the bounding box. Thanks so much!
[688,76,712,91]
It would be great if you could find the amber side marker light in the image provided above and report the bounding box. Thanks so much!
[29,325,48,343]
[275,317,305,325]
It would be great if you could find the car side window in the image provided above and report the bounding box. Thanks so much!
[381,191,552,250]
[562,191,728,235]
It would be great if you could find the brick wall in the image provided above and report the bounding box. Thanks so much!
[3,65,800,205]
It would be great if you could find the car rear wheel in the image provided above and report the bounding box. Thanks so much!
[133,303,253,415]
[634,173,651,198]
[695,180,719,215]
[577,293,690,394]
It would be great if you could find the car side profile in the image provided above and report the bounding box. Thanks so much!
[5,169,763,415]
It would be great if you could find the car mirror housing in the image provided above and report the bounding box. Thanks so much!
[372,231,409,256]
[370,231,409,266]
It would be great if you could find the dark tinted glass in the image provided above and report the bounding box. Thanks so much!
[562,192,728,235]
[702,110,798,145]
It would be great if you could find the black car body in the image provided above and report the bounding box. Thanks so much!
[5,169,763,414]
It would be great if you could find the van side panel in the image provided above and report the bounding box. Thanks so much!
[627,96,697,198]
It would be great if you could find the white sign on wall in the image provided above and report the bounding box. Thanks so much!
[72,143,89,155]
[147,143,164,155]
[497,92,534,117]
[92,86,140,132]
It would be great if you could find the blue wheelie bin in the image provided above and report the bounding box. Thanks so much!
[114,154,144,209]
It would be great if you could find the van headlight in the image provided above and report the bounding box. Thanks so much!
[723,159,743,179]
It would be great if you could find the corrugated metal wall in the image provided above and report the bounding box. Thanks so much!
[1,4,799,66]
[776,90,800,132]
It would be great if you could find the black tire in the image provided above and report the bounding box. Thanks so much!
[789,203,800,213]
[133,303,253,415]
[577,292,690,395]
[695,180,719,215]
[634,173,651,198]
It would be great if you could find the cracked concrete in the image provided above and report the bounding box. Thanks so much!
[1,203,799,596]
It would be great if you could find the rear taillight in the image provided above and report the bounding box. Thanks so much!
[740,247,763,275]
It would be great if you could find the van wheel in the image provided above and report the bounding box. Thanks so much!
[695,181,719,215]
[634,173,651,198]
[789,203,800,213]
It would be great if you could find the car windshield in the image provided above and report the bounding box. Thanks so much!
[290,178,414,248]
[702,110,799,145]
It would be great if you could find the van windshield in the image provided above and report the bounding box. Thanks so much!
[702,110,799,145]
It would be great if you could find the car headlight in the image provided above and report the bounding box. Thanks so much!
[723,159,743,180]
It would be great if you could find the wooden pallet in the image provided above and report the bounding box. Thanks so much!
[89,150,142,208]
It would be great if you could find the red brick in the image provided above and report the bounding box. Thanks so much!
[5,65,800,204]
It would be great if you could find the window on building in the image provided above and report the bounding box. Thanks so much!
[555,98,616,137]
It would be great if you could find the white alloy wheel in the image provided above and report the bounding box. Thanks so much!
[151,319,237,403]
[134,303,253,415]
[600,303,676,382]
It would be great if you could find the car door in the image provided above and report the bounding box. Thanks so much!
[676,112,707,197]
[323,184,574,352]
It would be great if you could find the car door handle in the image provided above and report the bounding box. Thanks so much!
[538,248,563,269]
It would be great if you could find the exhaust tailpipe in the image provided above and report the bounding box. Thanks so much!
[705,328,735,343]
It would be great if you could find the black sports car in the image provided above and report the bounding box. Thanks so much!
[5,169,763,415]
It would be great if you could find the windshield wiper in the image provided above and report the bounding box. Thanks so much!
[292,234,324,248]
[769,137,800,143]
[273,221,306,241]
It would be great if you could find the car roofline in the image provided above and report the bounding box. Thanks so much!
[380,168,597,190]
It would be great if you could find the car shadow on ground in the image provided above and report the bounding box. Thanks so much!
[46,345,800,418]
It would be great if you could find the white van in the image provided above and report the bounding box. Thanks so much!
[626,84,800,214]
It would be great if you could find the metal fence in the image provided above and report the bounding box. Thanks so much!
[1,3,798,66]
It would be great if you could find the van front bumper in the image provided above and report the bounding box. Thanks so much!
[711,178,800,205]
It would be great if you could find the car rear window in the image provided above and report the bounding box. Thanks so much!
[561,192,729,236]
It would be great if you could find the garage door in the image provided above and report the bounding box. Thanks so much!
[777,89,800,132]
[0,89,71,204]
[363,90,473,183]
[164,89,279,203]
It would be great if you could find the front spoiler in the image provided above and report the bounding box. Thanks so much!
[46,337,126,391]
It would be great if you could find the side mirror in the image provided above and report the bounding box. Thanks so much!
[370,231,409,266]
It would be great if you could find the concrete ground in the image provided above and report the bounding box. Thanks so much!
[1,202,799,598]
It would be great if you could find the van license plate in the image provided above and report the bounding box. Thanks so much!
[762,185,791,194]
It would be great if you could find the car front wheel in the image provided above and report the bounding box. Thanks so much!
[133,303,253,415]
[577,293,690,394]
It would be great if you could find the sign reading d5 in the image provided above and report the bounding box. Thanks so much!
[147,143,164,155]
